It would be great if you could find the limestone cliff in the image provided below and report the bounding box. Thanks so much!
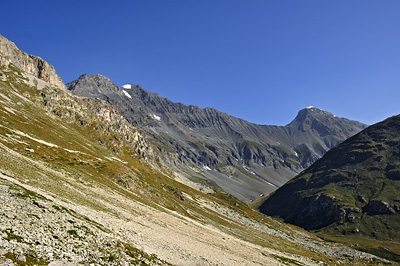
[0,34,65,89]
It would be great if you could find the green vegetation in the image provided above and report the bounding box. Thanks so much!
[270,254,305,266]
[4,252,48,265]
[262,115,400,262]
[273,144,293,157]
[284,158,296,165]
[239,140,261,150]
[67,229,78,237]
[5,230,26,243]
[295,144,312,158]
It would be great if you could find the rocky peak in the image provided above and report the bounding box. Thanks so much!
[287,106,366,139]
[0,33,65,89]
[67,74,102,98]
[67,73,121,98]
[91,74,119,94]
[289,107,336,126]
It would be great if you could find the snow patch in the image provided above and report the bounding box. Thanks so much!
[106,156,128,164]
[122,90,132,99]
[122,84,132,89]
[203,165,212,171]
[153,114,161,121]
[294,151,298,157]
[8,128,88,155]
[3,106,16,115]
[64,149,86,154]
[243,165,257,176]
[12,130,58,148]
[264,180,278,187]
[307,106,315,109]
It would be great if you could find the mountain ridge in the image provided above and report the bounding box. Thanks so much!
[68,74,367,201]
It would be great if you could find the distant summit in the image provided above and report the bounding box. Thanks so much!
[287,106,366,157]
[67,73,122,98]
[291,106,336,123]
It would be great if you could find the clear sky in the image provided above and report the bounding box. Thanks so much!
[1,1,399,125]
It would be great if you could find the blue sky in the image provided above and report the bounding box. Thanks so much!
[1,1,399,125]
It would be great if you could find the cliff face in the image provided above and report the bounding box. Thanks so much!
[39,85,156,164]
[0,34,65,89]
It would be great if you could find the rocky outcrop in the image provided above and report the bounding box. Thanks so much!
[0,34,65,89]
[39,85,156,163]
[0,178,166,265]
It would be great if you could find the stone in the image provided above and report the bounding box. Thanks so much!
[15,254,26,262]
[25,251,36,258]
[33,200,49,209]
[48,261,76,266]
[0,258,16,266]
[14,247,23,254]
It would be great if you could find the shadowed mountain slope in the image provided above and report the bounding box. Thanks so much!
[260,114,400,261]
[68,75,367,201]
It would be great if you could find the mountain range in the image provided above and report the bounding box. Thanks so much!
[0,32,392,265]
[67,73,367,202]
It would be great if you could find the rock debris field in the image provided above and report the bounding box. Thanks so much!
[0,178,167,266]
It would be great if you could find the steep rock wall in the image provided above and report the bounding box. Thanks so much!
[0,34,65,89]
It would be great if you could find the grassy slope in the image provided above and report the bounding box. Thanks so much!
[307,117,400,262]
[260,114,400,262]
